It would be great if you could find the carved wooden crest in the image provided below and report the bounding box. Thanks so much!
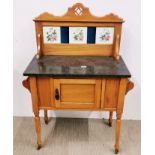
[34,3,124,23]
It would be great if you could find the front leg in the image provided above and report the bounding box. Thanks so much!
[114,113,122,154]
[28,77,42,149]
[34,112,42,150]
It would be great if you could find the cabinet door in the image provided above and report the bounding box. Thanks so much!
[54,79,101,109]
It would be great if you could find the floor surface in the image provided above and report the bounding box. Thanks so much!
[13,117,141,155]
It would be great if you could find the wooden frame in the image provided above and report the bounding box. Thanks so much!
[34,3,123,60]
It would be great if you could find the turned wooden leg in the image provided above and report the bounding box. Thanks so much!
[114,113,122,154]
[34,112,42,150]
[44,110,48,125]
[108,111,113,127]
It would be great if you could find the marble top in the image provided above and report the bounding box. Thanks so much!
[23,56,131,78]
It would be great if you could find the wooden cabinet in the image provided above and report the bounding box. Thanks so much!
[22,3,134,152]
[53,79,101,109]
[35,78,126,111]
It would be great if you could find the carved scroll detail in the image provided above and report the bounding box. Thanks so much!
[22,77,30,92]
[126,79,134,94]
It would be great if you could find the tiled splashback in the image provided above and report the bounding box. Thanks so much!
[43,26,114,44]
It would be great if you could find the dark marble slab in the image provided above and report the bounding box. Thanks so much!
[23,56,131,78]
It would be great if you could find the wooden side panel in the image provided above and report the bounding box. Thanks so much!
[37,78,54,108]
[102,79,120,109]
[117,78,128,113]
[53,79,101,109]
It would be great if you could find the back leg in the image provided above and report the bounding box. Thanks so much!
[44,110,48,125]
[108,111,113,127]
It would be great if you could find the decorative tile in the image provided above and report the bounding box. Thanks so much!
[95,27,114,44]
[43,26,61,43]
[69,27,87,44]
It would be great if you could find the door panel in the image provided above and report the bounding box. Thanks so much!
[101,79,120,109]
[61,84,95,103]
[37,78,54,108]
[54,79,101,109]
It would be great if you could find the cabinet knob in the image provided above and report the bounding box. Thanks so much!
[55,89,60,100]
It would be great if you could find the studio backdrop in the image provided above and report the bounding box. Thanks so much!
[13,0,141,120]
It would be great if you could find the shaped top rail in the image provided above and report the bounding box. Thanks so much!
[34,3,124,23]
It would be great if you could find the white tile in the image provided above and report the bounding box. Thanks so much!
[43,26,61,44]
[96,27,114,44]
[69,27,87,44]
